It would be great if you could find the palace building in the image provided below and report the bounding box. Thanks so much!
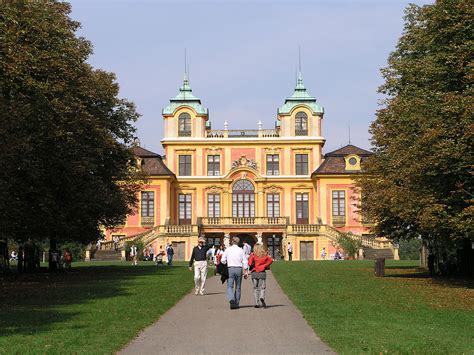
[102,71,397,261]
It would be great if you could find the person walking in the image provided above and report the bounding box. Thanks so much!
[130,244,138,266]
[148,245,154,262]
[166,243,174,266]
[221,236,248,309]
[113,236,119,251]
[287,242,293,261]
[321,247,327,260]
[242,240,251,258]
[248,244,273,308]
[189,237,209,295]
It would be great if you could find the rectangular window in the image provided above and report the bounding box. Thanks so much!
[332,190,346,225]
[295,154,308,175]
[296,193,309,224]
[207,194,221,218]
[267,193,280,217]
[207,155,220,176]
[141,191,154,226]
[141,191,154,217]
[179,155,192,176]
[178,194,192,224]
[266,154,279,175]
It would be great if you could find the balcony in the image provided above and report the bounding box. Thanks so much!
[178,130,191,137]
[141,216,154,227]
[158,224,199,235]
[332,215,346,226]
[201,217,287,227]
[288,224,321,234]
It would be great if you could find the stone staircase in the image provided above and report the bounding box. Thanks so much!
[362,247,394,260]
[93,250,122,261]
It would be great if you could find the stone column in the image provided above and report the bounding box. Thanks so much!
[358,248,364,260]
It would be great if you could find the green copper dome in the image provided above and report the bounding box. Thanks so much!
[163,74,208,116]
[278,72,324,115]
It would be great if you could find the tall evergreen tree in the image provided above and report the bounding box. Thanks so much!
[0,2,142,248]
[356,1,473,272]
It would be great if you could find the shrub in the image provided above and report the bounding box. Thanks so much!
[336,232,363,258]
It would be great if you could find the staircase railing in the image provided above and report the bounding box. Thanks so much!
[201,217,287,226]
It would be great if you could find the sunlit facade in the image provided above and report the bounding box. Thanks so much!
[104,71,394,261]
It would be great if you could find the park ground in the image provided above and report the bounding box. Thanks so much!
[1,260,473,354]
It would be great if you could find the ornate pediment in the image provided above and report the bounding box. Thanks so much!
[177,185,196,191]
[292,184,312,190]
[264,146,281,154]
[206,146,222,154]
[263,184,283,193]
[204,185,224,193]
[231,155,258,170]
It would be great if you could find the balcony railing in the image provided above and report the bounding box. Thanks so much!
[332,215,346,226]
[260,129,279,137]
[141,216,154,227]
[178,130,191,137]
[207,130,225,138]
[288,224,321,233]
[206,129,280,139]
[158,224,199,234]
[228,130,259,138]
[201,217,287,226]
[295,129,308,136]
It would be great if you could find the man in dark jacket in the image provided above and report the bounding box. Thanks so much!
[189,237,209,295]
[166,243,174,266]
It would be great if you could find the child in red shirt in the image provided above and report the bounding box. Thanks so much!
[248,244,273,308]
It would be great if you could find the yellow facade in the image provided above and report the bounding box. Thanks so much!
[104,72,396,261]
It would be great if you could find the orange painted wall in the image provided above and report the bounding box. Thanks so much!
[231,148,255,162]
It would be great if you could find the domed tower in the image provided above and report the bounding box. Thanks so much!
[162,73,209,139]
[277,71,324,138]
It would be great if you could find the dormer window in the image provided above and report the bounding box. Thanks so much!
[178,113,191,137]
[295,111,308,136]
[344,154,361,171]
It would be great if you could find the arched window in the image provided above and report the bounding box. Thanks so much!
[232,179,255,218]
[178,113,191,137]
[295,111,308,136]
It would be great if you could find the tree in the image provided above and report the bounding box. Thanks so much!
[336,232,362,259]
[356,1,473,274]
[0,2,142,253]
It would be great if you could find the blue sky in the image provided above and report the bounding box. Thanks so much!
[70,0,432,154]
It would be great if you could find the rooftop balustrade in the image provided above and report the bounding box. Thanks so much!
[206,128,279,138]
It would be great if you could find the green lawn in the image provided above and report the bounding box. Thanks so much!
[272,260,474,354]
[0,261,193,354]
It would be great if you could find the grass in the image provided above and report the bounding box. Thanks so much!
[272,260,474,354]
[0,261,193,354]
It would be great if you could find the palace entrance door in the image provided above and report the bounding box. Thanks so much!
[267,234,282,260]
[300,241,314,260]
[236,234,256,249]
[172,242,185,260]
